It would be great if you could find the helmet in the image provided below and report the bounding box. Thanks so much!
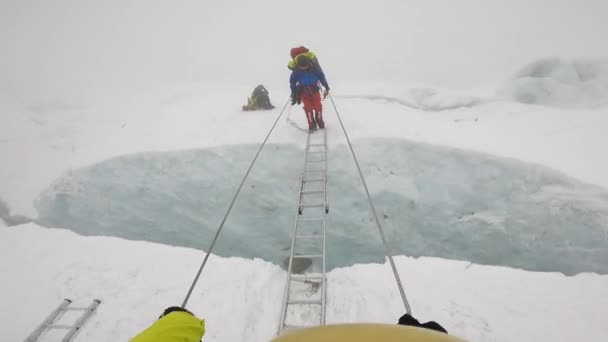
[296,55,310,69]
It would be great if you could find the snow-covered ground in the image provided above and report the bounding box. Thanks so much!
[2,224,608,342]
[2,0,608,341]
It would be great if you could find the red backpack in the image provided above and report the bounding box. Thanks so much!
[290,46,309,59]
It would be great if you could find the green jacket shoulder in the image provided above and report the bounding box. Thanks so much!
[287,51,318,70]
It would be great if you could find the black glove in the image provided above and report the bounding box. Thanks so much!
[159,306,194,319]
[398,313,447,334]
[291,91,297,105]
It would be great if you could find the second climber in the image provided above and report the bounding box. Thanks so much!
[289,54,330,132]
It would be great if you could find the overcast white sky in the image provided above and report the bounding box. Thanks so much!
[1,0,607,98]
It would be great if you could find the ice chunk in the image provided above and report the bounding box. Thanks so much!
[501,58,608,108]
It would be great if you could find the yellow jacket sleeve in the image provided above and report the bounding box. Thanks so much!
[130,311,205,342]
[304,51,317,61]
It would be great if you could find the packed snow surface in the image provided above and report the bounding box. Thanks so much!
[2,224,608,342]
[2,0,608,341]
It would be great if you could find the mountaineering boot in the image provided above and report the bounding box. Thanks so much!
[314,110,325,129]
[309,121,318,132]
[306,111,317,132]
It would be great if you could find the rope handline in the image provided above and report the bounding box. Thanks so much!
[286,102,308,132]
[328,94,412,315]
[181,97,292,308]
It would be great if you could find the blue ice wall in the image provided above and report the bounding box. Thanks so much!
[35,138,608,275]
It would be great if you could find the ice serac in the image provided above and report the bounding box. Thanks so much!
[502,58,608,108]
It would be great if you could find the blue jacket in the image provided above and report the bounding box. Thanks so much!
[290,65,330,93]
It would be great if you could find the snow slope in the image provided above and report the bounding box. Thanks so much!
[2,224,607,342]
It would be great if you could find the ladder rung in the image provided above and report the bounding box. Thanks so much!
[291,274,324,281]
[293,254,323,259]
[283,324,316,330]
[64,307,89,311]
[305,169,325,172]
[287,299,322,305]
[307,151,324,154]
[301,190,323,195]
[49,324,75,329]
[300,203,325,208]
[308,144,325,147]
[302,178,324,182]
[297,218,323,222]
[307,159,326,162]
[296,234,321,239]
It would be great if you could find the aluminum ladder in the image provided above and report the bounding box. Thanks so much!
[25,299,101,342]
[278,128,329,334]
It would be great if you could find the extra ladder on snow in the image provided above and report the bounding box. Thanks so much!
[278,128,329,334]
[25,299,101,342]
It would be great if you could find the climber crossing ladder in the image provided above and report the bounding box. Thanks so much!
[178,94,411,339]
[277,93,412,336]
[278,127,329,333]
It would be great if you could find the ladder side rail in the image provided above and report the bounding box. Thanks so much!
[323,129,329,213]
[298,133,313,214]
[321,202,327,325]
[25,299,72,342]
[321,128,328,324]
[280,130,330,333]
[50,325,74,329]
[278,183,304,334]
[280,132,313,333]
